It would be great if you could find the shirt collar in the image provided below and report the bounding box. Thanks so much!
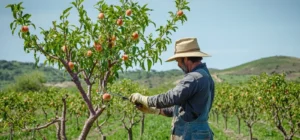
[191,63,207,72]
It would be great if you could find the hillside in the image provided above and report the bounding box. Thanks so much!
[219,56,300,75]
[214,55,300,83]
[1,55,299,89]
[0,60,71,89]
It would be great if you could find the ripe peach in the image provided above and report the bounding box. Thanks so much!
[177,10,184,16]
[126,9,132,16]
[132,32,138,40]
[68,62,74,70]
[87,50,92,57]
[117,19,123,26]
[102,93,111,101]
[122,54,129,61]
[94,42,103,52]
[21,26,29,33]
[98,13,105,19]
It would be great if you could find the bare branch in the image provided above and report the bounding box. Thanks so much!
[121,112,128,131]
[22,119,60,132]
[274,104,287,137]
[41,107,48,120]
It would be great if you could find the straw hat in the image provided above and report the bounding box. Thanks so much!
[166,38,211,62]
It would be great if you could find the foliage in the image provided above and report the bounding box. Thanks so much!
[5,0,190,138]
[212,73,300,140]
[5,71,46,92]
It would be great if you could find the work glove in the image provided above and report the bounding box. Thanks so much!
[129,93,149,108]
[137,106,160,114]
[129,93,160,114]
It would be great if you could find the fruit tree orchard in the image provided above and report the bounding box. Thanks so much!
[5,0,190,139]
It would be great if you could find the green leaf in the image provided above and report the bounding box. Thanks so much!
[22,14,31,20]
[31,23,36,29]
[147,59,152,71]
[10,22,14,30]
[140,60,145,70]
[183,6,190,11]
[71,2,77,7]
[158,58,162,65]
[132,46,137,55]
[13,12,17,19]
[5,4,13,8]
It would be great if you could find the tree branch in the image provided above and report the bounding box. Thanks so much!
[60,95,67,140]
[72,73,96,115]
[100,59,120,93]
[274,104,287,137]
[22,119,60,132]
[88,60,99,80]
[121,112,128,131]
[55,122,61,140]
[36,43,60,60]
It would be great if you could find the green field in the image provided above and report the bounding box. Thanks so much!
[1,56,300,139]
[1,112,299,140]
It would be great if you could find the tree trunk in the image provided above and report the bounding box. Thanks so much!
[140,114,145,138]
[61,97,67,140]
[224,116,228,130]
[76,116,80,130]
[55,122,61,140]
[42,107,48,120]
[31,129,36,139]
[78,108,105,140]
[78,116,98,140]
[247,124,253,140]
[9,124,13,140]
[101,135,106,140]
[237,117,241,134]
[216,113,219,124]
[127,128,133,140]
[284,137,292,140]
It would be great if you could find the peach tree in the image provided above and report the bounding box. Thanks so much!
[6,0,190,139]
[256,73,300,140]
[0,88,69,139]
[96,79,150,140]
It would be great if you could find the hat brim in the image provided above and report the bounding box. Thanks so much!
[165,51,211,62]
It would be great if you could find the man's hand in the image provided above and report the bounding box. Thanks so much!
[129,93,149,108]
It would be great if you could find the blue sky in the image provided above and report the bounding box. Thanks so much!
[1,0,299,71]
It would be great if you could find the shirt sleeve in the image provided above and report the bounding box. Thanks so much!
[147,74,197,108]
[161,106,174,117]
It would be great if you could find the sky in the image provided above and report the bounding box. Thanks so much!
[0,0,299,71]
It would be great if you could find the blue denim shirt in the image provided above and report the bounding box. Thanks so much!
[148,63,215,122]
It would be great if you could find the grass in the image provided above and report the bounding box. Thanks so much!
[208,113,300,140]
[2,111,298,140]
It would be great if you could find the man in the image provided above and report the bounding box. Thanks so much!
[129,38,215,140]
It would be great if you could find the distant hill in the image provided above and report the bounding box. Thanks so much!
[212,56,300,84]
[218,56,300,75]
[0,60,71,89]
[1,55,299,89]
[118,69,184,89]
